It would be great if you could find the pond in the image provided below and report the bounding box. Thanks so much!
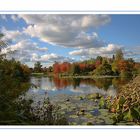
[26,76,131,98]
[24,76,132,125]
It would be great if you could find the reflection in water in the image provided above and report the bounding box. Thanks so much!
[27,76,131,97]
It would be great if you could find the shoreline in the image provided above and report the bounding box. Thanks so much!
[31,73,120,79]
[60,75,120,79]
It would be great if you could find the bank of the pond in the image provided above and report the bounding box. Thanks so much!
[60,75,120,79]
[109,75,140,124]
[31,73,45,76]
[31,72,121,79]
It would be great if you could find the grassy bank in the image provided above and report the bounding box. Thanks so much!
[60,75,120,79]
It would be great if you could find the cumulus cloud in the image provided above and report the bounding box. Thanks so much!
[38,53,74,63]
[1,39,48,62]
[69,44,122,58]
[1,26,75,66]
[1,38,74,65]
[19,15,110,48]
[0,15,7,21]
[11,15,19,22]
[1,27,26,43]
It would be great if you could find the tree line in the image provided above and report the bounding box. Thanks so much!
[33,49,140,77]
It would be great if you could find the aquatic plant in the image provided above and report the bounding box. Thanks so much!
[16,97,68,125]
[109,76,140,124]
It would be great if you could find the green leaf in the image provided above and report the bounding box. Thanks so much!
[118,96,125,106]
[99,97,105,109]
[123,109,133,121]
[131,107,140,120]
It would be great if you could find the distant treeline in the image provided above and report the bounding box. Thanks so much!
[32,49,140,77]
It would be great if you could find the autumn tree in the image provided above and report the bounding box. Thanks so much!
[118,59,135,77]
[53,62,60,74]
[60,62,71,73]
[70,64,80,75]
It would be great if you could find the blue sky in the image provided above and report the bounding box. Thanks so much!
[0,14,140,67]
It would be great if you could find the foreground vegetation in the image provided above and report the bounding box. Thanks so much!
[0,34,67,125]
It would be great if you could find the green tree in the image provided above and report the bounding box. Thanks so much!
[96,56,103,62]
[112,61,119,75]
[34,61,42,72]
[94,61,113,76]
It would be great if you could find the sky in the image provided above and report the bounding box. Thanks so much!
[0,14,140,67]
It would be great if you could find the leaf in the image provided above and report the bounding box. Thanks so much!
[99,97,105,109]
[118,96,125,106]
[123,109,133,121]
[131,107,140,120]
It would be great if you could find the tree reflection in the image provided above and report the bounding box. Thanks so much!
[52,77,131,91]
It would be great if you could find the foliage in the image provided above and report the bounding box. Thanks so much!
[0,76,31,124]
[34,61,42,73]
[0,33,8,51]
[0,58,31,81]
[16,97,68,125]
[107,76,140,124]
[32,48,139,79]
[110,95,140,124]
[93,61,113,76]
[115,48,124,61]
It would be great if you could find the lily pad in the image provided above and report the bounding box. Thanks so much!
[69,114,79,119]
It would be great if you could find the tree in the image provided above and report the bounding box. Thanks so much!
[94,61,113,76]
[96,56,103,62]
[95,60,102,68]
[0,33,8,59]
[34,61,42,72]
[112,54,115,60]
[118,59,134,77]
[112,61,119,75]
[70,64,80,75]
[53,62,60,74]
[60,62,71,73]
[115,49,124,61]
[0,34,7,51]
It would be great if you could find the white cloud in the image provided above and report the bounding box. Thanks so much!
[1,39,74,65]
[1,39,48,63]
[11,15,19,22]
[69,44,122,58]
[1,28,25,42]
[19,15,110,48]
[1,26,75,66]
[0,15,7,20]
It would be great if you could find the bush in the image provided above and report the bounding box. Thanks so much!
[93,61,113,76]
[120,70,132,78]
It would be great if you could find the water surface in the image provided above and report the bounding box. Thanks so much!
[27,76,131,98]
